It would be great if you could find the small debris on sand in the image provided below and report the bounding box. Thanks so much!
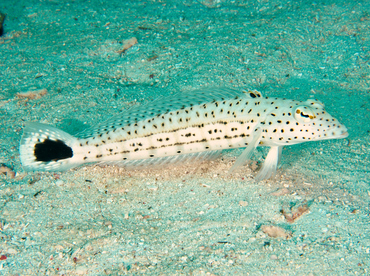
[117,37,138,55]
[281,204,310,223]
[261,225,291,239]
[239,200,248,206]
[16,88,48,100]
[0,164,15,179]
[271,187,290,196]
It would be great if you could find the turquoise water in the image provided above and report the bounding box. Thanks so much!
[0,0,369,274]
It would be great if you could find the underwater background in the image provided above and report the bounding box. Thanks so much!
[0,0,369,274]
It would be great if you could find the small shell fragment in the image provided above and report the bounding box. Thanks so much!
[261,225,291,239]
[17,88,48,100]
[0,165,15,179]
[117,37,138,54]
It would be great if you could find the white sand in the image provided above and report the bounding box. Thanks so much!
[0,0,369,274]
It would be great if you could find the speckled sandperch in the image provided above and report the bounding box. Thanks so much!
[19,87,348,181]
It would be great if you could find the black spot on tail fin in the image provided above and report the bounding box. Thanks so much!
[35,139,73,162]
[20,122,81,171]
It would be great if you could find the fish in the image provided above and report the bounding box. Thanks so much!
[19,87,348,181]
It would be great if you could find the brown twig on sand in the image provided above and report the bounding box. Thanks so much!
[281,204,309,223]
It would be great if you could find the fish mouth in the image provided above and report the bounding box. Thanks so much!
[340,131,349,138]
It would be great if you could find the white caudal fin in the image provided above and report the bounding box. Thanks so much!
[20,122,82,171]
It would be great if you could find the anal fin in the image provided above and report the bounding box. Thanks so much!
[98,150,222,170]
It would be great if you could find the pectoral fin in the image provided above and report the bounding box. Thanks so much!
[228,128,263,174]
[254,146,282,182]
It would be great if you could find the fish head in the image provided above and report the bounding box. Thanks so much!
[261,98,348,146]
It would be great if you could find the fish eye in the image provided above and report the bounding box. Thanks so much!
[294,105,316,123]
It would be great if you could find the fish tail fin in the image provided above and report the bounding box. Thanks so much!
[20,122,82,171]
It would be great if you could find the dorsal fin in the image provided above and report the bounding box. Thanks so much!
[77,87,256,138]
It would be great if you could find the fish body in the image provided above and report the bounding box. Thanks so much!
[19,88,348,181]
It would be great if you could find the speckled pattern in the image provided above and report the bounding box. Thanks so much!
[19,88,347,180]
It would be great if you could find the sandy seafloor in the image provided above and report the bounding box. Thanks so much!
[0,0,369,275]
